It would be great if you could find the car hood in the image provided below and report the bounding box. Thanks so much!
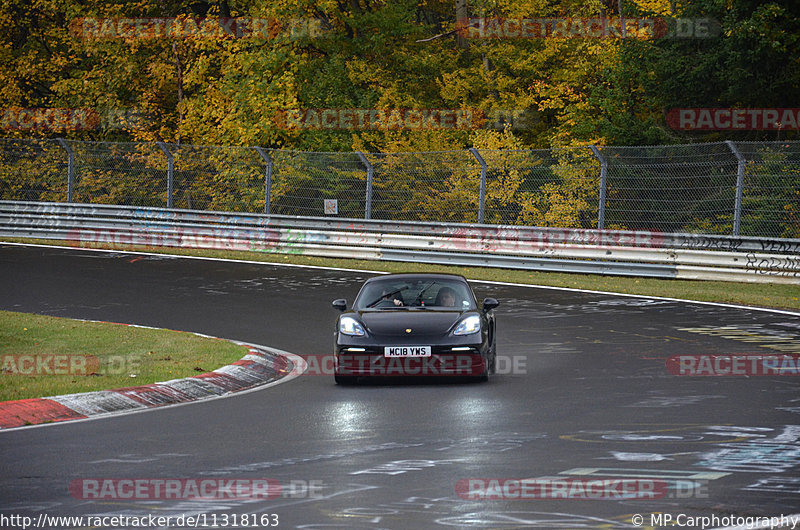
[358,310,465,337]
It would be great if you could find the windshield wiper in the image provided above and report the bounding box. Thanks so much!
[412,281,437,306]
[366,286,409,308]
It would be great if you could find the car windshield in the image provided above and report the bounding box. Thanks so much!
[356,277,475,310]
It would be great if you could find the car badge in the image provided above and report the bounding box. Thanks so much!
[405,328,412,333]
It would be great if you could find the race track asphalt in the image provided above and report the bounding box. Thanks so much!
[1,243,799,529]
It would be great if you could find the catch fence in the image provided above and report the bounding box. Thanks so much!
[1,139,798,238]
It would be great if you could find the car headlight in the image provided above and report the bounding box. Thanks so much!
[339,316,366,336]
[453,315,481,335]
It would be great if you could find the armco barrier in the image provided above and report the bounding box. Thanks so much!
[1,201,798,283]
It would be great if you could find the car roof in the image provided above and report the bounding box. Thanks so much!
[364,273,470,284]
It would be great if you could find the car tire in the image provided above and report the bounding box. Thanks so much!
[335,375,358,385]
[489,343,497,375]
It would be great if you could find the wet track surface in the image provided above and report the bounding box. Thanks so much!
[1,244,799,529]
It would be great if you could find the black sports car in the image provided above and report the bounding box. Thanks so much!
[332,273,498,384]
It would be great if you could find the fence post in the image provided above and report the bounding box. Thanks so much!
[589,145,607,230]
[157,142,174,208]
[253,147,273,215]
[725,140,745,236]
[468,148,487,224]
[56,138,75,203]
[356,152,373,220]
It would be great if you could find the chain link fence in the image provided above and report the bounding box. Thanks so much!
[366,150,480,223]
[269,150,366,218]
[734,141,800,239]
[170,144,265,212]
[1,138,798,238]
[70,141,168,207]
[479,148,601,227]
[598,142,739,234]
[0,138,70,202]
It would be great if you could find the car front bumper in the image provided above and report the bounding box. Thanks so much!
[334,346,487,377]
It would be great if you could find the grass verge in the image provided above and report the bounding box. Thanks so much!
[0,310,248,401]
[3,237,798,311]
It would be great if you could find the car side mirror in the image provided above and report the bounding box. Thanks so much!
[332,299,348,312]
[482,298,499,312]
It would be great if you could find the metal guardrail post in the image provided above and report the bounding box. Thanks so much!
[726,140,746,236]
[56,138,75,203]
[157,142,174,208]
[356,152,373,220]
[253,147,273,215]
[589,145,607,230]
[468,148,487,224]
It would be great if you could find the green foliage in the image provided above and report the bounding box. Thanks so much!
[0,0,797,234]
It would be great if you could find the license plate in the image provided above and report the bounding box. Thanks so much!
[384,346,431,357]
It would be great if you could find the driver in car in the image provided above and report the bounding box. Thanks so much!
[381,288,404,306]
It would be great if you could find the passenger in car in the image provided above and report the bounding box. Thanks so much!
[434,286,458,307]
